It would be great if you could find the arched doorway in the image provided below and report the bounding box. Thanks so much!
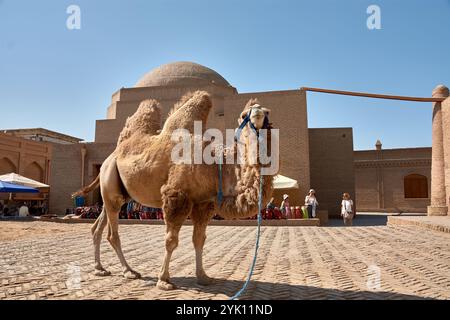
[24,162,44,183]
[0,157,16,175]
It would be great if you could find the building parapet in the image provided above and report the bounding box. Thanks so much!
[355,158,431,168]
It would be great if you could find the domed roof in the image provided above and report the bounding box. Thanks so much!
[135,61,231,88]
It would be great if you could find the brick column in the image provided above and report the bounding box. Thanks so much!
[428,85,449,216]
[441,93,450,215]
[375,140,384,209]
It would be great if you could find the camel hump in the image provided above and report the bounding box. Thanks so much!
[163,91,212,134]
[117,99,162,145]
[168,91,212,118]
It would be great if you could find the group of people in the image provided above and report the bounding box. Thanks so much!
[266,189,355,226]
[0,200,48,217]
[71,200,164,220]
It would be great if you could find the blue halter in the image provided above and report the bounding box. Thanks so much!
[217,109,260,206]
[235,109,259,141]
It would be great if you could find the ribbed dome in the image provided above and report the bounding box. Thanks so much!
[134,61,231,88]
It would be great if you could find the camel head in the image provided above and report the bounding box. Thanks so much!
[217,98,275,219]
[235,98,275,172]
[239,99,271,131]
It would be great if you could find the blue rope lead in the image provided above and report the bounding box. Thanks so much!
[230,172,264,300]
[217,153,223,206]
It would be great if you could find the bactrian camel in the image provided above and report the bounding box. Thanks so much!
[73,91,275,290]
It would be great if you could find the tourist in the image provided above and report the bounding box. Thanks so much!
[41,201,48,215]
[280,194,291,219]
[19,203,29,217]
[266,197,276,210]
[341,193,354,226]
[305,189,319,218]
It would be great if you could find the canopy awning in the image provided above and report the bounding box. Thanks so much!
[0,173,49,188]
[0,180,39,193]
[273,174,299,190]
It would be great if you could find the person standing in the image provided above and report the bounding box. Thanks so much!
[42,201,48,215]
[19,203,29,217]
[280,194,291,219]
[341,193,354,226]
[305,189,319,218]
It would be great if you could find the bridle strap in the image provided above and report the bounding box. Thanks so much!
[234,109,259,142]
[218,108,262,207]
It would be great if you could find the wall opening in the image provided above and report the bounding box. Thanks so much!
[404,174,428,199]
[92,164,103,206]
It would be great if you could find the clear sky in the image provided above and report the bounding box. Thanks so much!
[1,0,449,150]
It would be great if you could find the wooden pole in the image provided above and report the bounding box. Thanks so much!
[300,87,445,103]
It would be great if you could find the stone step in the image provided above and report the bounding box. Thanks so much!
[37,216,321,227]
[387,216,450,233]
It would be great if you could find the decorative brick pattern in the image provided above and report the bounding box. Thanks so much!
[1,222,449,300]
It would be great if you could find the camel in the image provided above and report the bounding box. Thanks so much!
[73,91,275,290]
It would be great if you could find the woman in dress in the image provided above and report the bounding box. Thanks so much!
[305,189,319,218]
[341,192,354,226]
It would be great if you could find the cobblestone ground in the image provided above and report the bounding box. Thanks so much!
[1,221,450,300]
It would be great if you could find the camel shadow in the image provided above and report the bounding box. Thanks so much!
[138,276,432,300]
[327,214,388,227]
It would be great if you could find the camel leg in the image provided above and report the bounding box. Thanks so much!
[105,203,141,279]
[157,190,191,290]
[193,222,214,285]
[157,222,183,290]
[100,155,140,279]
[191,203,215,285]
[91,209,111,276]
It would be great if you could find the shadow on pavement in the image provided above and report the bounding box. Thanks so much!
[327,214,388,227]
[160,276,432,300]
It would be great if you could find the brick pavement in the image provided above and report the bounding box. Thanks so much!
[1,222,449,300]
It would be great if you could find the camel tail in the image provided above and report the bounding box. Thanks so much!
[71,174,100,198]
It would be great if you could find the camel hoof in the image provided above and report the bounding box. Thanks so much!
[197,275,215,286]
[156,280,176,290]
[94,269,111,277]
[123,269,141,279]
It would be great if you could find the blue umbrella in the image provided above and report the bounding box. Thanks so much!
[0,180,39,193]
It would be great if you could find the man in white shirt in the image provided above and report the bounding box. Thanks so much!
[19,203,29,217]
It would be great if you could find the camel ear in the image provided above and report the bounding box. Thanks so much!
[262,107,271,116]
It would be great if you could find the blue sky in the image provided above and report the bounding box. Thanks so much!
[1,0,449,150]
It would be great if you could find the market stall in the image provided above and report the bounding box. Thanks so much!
[0,173,50,215]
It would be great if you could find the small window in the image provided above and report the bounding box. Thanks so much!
[404,174,428,198]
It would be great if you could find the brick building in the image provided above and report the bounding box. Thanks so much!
[0,132,52,202]
[0,132,52,184]
[0,61,434,215]
[355,141,431,213]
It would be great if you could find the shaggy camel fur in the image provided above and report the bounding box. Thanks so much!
[73,91,275,290]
